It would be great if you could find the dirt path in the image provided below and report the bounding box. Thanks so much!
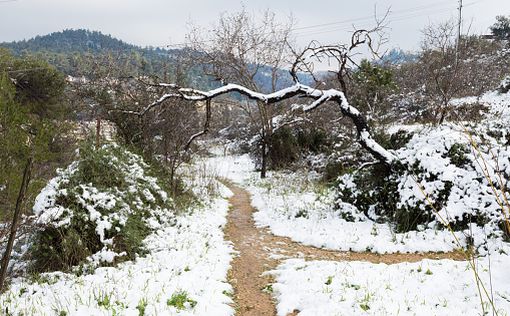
[223,182,465,316]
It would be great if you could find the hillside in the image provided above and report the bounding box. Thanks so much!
[0,29,312,91]
[2,29,141,54]
[0,29,181,79]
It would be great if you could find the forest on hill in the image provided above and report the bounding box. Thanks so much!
[0,29,313,92]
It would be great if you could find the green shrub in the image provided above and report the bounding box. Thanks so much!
[337,161,453,233]
[322,160,347,183]
[113,211,151,260]
[30,143,174,273]
[337,163,397,222]
[72,144,127,190]
[269,127,300,169]
[373,130,413,151]
[445,143,470,167]
[296,129,330,153]
[31,222,99,272]
[267,127,332,170]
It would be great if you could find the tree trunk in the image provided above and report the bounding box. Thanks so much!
[260,140,267,179]
[95,117,101,149]
[437,104,447,125]
[170,164,176,195]
[0,157,33,293]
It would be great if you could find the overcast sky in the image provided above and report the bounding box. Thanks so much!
[0,0,509,53]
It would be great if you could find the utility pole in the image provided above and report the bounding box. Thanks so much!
[455,0,463,65]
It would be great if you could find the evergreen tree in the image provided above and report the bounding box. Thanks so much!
[490,16,510,40]
[0,48,71,290]
[351,59,396,120]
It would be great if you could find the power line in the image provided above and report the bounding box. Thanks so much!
[160,0,482,48]
[292,0,454,31]
[294,4,461,38]
[300,0,480,35]
[290,0,483,39]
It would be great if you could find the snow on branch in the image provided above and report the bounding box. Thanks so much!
[271,115,308,133]
[133,82,396,165]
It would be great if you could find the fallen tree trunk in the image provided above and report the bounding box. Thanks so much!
[127,82,396,166]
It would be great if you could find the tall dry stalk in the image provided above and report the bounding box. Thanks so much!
[408,125,510,315]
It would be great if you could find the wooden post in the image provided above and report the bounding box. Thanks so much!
[0,157,33,293]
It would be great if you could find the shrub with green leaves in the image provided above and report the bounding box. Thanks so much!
[30,143,175,272]
[335,125,510,236]
[267,126,332,170]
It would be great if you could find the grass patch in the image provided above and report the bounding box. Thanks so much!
[136,298,148,316]
[167,291,197,310]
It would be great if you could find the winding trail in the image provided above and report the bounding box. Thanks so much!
[223,182,465,316]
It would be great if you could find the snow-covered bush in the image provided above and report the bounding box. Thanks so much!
[335,82,510,244]
[336,122,510,240]
[30,143,175,272]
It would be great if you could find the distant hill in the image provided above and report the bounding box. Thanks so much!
[0,29,182,79]
[2,29,143,54]
[381,48,419,65]
[0,29,313,91]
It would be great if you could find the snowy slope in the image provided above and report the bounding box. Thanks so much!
[0,191,234,316]
[0,148,235,316]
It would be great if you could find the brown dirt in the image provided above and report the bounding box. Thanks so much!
[223,182,465,316]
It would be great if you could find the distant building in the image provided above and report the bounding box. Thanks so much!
[481,34,497,40]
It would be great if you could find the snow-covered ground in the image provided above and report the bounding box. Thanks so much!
[250,170,479,254]
[271,256,510,316]
[205,134,510,315]
[0,193,234,316]
[207,152,501,254]
[0,149,235,316]
[3,84,508,315]
[206,87,510,256]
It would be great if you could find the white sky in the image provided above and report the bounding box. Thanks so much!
[0,0,509,53]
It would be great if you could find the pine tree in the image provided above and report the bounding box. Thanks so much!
[0,49,68,291]
[490,16,510,40]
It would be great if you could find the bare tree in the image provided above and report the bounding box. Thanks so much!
[186,8,295,177]
[118,13,398,173]
[71,52,203,193]
[289,22,391,126]
[289,15,389,96]
[282,13,392,170]
[420,19,463,124]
